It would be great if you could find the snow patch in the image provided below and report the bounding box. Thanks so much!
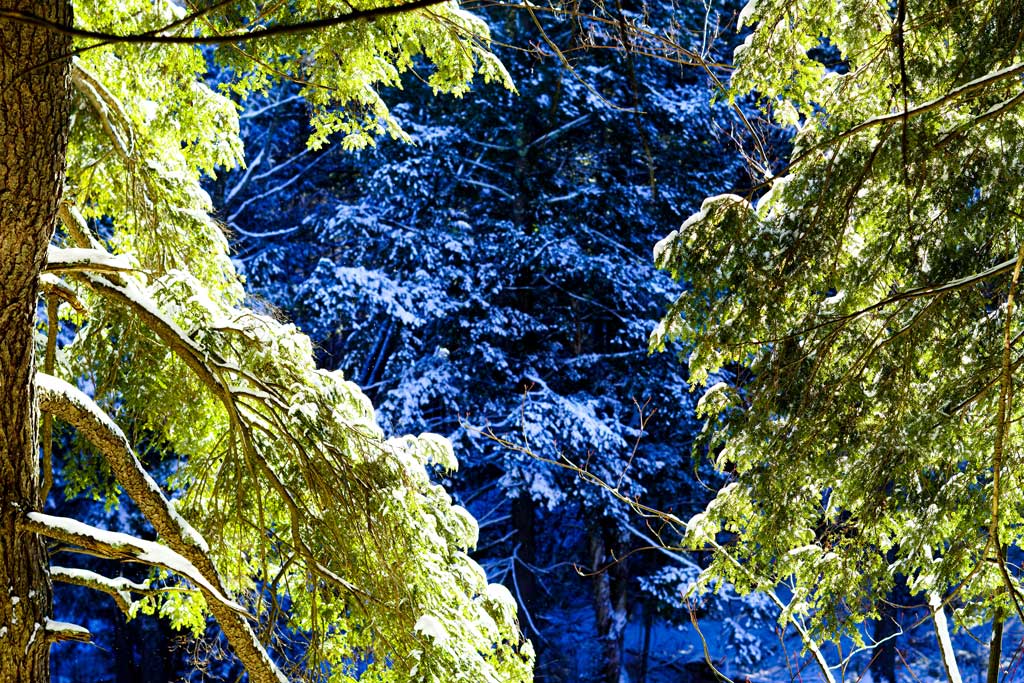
[45,619,90,638]
[414,614,449,644]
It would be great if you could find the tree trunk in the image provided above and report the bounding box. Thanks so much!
[638,606,651,683]
[871,599,898,683]
[511,494,541,639]
[589,524,630,683]
[0,3,74,681]
[987,605,1003,683]
[871,577,903,683]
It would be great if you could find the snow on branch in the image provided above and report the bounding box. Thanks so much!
[51,566,153,614]
[44,619,91,644]
[36,373,210,555]
[45,245,135,275]
[21,513,241,613]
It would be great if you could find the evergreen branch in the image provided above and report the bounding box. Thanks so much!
[36,374,214,563]
[57,202,104,251]
[34,373,289,683]
[24,513,287,683]
[786,61,1024,172]
[45,245,136,277]
[0,0,450,46]
[720,255,1022,350]
[70,60,135,161]
[62,258,383,619]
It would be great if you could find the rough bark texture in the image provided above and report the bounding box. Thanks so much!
[0,2,73,680]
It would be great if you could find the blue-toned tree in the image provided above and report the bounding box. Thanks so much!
[219,1,755,680]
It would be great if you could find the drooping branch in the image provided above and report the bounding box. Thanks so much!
[23,512,288,681]
[70,270,270,404]
[20,512,239,611]
[57,201,103,249]
[55,247,379,609]
[70,60,135,160]
[50,566,150,613]
[34,375,289,683]
[42,235,425,675]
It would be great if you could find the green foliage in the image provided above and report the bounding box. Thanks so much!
[46,1,531,681]
[655,0,1024,642]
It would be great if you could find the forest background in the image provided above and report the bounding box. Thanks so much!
[25,0,1024,680]
[45,0,765,680]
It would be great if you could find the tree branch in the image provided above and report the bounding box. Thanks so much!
[50,566,150,614]
[45,245,135,276]
[38,274,86,315]
[0,0,450,47]
[44,619,91,643]
[34,374,289,683]
[21,512,240,612]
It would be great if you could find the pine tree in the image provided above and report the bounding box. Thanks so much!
[221,1,753,679]
[0,2,532,682]
[654,0,1024,679]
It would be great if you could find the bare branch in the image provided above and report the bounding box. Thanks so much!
[51,566,146,614]
[57,202,103,249]
[21,512,240,613]
[38,274,86,315]
[45,245,135,276]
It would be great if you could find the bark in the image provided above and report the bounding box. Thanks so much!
[987,606,1003,683]
[589,523,630,683]
[0,3,73,681]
